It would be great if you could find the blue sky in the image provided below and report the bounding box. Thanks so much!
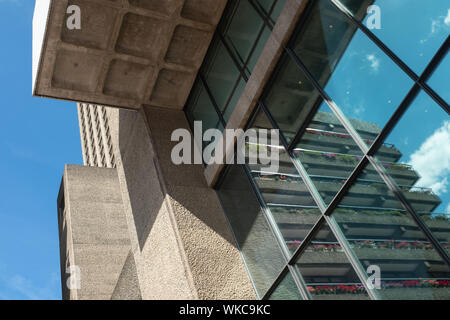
[321,0,450,215]
[0,0,447,300]
[0,0,81,299]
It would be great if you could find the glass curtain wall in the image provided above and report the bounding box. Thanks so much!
[185,0,287,155]
[214,0,450,300]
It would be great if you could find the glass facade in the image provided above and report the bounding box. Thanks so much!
[186,0,287,142]
[185,0,450,299]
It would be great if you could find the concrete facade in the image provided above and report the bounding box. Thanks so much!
[58,104,257,300]
[37,0,310,300]
[57,164,133,300]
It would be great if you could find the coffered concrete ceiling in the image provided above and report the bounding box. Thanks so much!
[33,0,227,110]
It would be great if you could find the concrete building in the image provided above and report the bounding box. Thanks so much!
[34,0,450,300]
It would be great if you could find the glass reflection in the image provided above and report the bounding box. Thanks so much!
[185,79,222,134]
[338,0,450,74]
[263,53,322,143]
[293,102,364,205]
[247,109,321,255]
[203,39,242,119]
[295,221,370,300]
[375,91,450,256]
[221,0,266,74]
[217,165,286,297]
[292,0,413,148]
[268,269,302,300]
[332,162,450,300]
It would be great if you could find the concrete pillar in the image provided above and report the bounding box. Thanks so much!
[107,106,256,299]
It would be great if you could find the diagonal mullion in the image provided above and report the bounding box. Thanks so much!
[285,48,370,155]
[198,74,227,127]
[366,155,450,265]
[248,0,276,30]
[329,0,450,113]
[324,215,381,300]
[242,162,312,300]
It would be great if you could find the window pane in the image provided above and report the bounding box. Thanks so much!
[332,162,450,300]
[222,0,266,71]
[428,52,450,104]
[223,77,246,122]
[185,79,222,133]
[247,109,322,256]
[292,0,413,148]
[263,53,322,144]
[338,0,450,74]
[203,39,241,115]
[246,26,272,73]
[268,269,302,300]
[374,91,450,256]
[217,165,286,297]
[295,221,370,300]
[269,0,287,21]
[293,102,364,205]
[185,79,224,164]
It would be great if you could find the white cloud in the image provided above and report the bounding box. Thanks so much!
[0,264,59,300]
[366,54,380,73]
[445,9,450,26]
[6,274,59,300]
[420,9,450,44]
[446,203,450,214]
[408,121,450,196]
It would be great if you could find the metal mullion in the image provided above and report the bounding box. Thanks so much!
[323,156,369,216]
[224,35,251,76]
[366,84,421,157]
[287,216,326,265]
[242,164,291,259]
[242,17,269,75]
[285,155,384,299]
[289,155,327,213]
[330,0,450,113]
[367,37,449,158]
[287,264,312,300]
[261,266,290,300]
[198,74,227,127]
[287,94,324,152]
[248,0,275,30]
[286,156,369,265]
[417,36,450,113]
[259,100,327,211]
[240,109,313,299]
[221,75,244,121]
[242,163,313,300]
[324,215,381,300]
[329,0,419,82]
[366,155,450,266]
[259,101,291,153]
[262,265,311,300]
[418,36,449,84]
[286,48,370,155]
[217,33,250,82]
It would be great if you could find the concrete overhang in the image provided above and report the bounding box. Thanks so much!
[32,0,226,110]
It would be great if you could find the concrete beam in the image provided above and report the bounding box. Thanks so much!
[33,0,227,110]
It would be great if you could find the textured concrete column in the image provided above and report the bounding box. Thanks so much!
[61,165,131,300]
[107,106,256,300]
